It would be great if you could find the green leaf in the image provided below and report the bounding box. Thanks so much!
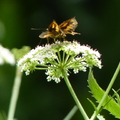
[112,89,120,105]
[11,46,31,61]
[88,69,120,119]
[87,98,97,111]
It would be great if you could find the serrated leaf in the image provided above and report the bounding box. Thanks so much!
[87,98,97,110]
[88,69,120,119]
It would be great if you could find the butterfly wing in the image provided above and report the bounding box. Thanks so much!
[59,17,80,35]
[48,20,60,33]
[39,20,60,38]
[39,31,53,38]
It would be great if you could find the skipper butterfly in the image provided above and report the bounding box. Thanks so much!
[39,17,80,40]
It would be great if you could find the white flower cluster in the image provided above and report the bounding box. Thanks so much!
[0,44,15,65]
[18,41,102,83]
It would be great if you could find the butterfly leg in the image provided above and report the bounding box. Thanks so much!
[47,38,49,43]
[53,38,57,42]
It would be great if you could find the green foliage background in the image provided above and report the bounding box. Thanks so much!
[0,0,120,120]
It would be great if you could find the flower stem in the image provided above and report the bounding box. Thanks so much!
[90,62,120,120]
[63,105,78,120]
[7,66,23,120]
[62,69,89,120]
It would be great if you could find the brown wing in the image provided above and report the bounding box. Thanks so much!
[39,20,61,38]
[39,31,53,38]
[48,20,60,33]
[59,17,78,32]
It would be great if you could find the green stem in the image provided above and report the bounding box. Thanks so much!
[35,67,48,70]
[63,105,78,120]
[7,66,23,120]
[62,69,89,120]
[90,62,120,120]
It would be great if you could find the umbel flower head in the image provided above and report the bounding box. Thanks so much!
[0,44,15,65]
[17,40,102,83]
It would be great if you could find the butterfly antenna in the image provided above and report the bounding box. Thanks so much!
[31,28,45,30]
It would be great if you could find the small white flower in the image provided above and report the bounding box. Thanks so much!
[0,44,15,65]
[25,70,30,75]
[18,40,102,83]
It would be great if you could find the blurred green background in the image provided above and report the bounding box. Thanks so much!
[0,0,120,120]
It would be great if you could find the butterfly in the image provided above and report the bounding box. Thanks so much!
[39,17,80,41]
